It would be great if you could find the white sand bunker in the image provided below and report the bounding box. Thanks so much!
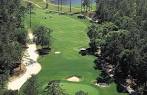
[7,30,42,90]
[55,51,61,54]
[80,48,86,51]
[95,83,109,87]
[66,76,81,82]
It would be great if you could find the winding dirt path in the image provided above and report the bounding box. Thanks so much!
[7,29,41,90]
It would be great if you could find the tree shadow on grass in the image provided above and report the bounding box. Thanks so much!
[36,47,51,56]
[79,48,95,56]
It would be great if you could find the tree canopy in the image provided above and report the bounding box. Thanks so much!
[0,0,27,93]
[88,0,147,95]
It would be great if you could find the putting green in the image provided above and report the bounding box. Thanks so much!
[24,8,126,95]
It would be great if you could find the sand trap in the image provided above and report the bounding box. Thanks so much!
[7,30,42,90]
[95,83,109,87]
[80,48,86,51]
[55,51,61,54]
[66,76,80,82]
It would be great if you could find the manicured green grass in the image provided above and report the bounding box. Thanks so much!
[60,82,100,95]
[61,82,126,95]
[24,8,126,95]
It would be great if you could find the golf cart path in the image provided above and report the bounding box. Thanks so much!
[42,0,80,10]
[24,0,42,8]
[7,29,41,90]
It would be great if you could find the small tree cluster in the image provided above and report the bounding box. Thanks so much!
[34,26,52,49]
[44,80,67,95]
[75,90,88,95]
[23,75,39,95]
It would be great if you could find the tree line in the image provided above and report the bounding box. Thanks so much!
[0,0,27,94]
[45,0,93,13]
[87,0,147,95]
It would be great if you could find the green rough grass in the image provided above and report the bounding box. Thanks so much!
[60,82,100,95]
[24,8,126,95]
[61,82,126,95]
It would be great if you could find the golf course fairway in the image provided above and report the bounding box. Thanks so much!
[23,8,126,95]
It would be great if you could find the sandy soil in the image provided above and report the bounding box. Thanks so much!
[55,51,61,54]
[127,86,135,93]
[7,30,41,90]
[95,83,109,87]
[66,76,80,82]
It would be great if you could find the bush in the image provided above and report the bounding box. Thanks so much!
[3,90,18,95]
[33,26,52,49]
[75,90,88,95]
[15,29,27,45]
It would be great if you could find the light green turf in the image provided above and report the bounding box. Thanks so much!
[61,82,126,95]
[24,8,126,95]
[60,82,100,95]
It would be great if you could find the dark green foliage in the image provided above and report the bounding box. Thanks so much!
[3,90,18,95]
[87,22,118,53]
[44,80,67,95]
[0,0,26,93]
[22,75,39,95]
[82,0,91,12]
[27,2,33,28]
[15,29,27,45]
[45,0,49,9]
[75,90,88,95]
[96,0,147,21]
[88,0,147,95]
[34,26,52,49]
[0,0,22,77]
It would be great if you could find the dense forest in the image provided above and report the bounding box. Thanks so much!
[0,0,27,94]
[87,0,147,95]
[0,0,147,95]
